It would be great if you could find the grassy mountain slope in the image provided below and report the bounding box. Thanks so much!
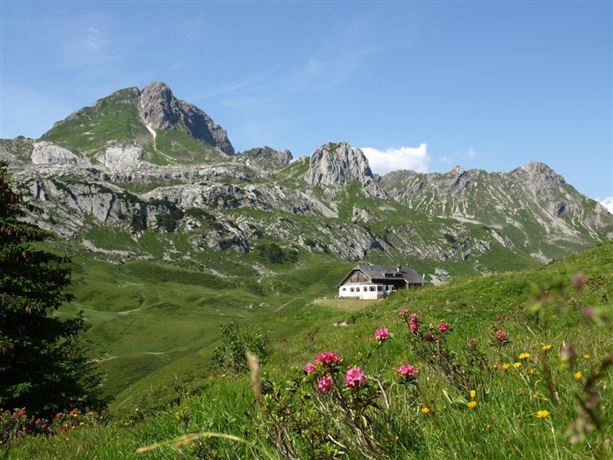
[44,207,550,413]
[9,241,612,459]
[41,88,150,153]
[381,165,612,261]
[50,246,352,411]
[40,88,225,164]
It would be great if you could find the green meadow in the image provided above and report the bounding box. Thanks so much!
[7,241,612,459]
[52,250,352,413]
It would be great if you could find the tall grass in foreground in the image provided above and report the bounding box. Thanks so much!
[134,271,611,459]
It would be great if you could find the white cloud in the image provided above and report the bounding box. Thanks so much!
[361,144,431,174]
[599,196,613,214]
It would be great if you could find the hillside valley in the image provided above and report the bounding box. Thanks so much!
[1,81,612,408]
[9,240,613,459]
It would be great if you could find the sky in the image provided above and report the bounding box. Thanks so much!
[1,1,612,207]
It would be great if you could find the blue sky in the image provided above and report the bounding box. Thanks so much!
[1,1,611,204]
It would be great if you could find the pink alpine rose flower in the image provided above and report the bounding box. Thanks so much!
[315,351,343,366]
[495,329,508,342]
[304,362,316,374]
[374,328,391,342]
[397,364,418,380]
[316,375,334,394]
[408,314,420,335]
[572,272,587,290]
[345,366,367,388]
[437,322,450,333]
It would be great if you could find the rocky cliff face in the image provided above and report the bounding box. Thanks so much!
[305,142,373,187]
[31,141,84,166]
[138,82,234,155]
[238,146,293,168]
[2,83,611,278]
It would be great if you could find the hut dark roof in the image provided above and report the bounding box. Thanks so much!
[338,264,423,286]
[360,265,423,284]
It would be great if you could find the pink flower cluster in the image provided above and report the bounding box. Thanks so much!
[345,366,367,387]
[374,328,391,342]
[0,407,99,441]
[408,314,420,335]
[317,375,334,394]
[495,329,508,342]
[304,362,316,374]
[315,351,343,366]
[437,322,450,333]
[397,364,418,380]
[572,272,587,290]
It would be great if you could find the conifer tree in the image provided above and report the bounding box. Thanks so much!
[0,161,103,416]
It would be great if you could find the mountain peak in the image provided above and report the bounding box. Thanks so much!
[137,82,234,155]
[513,161,565,188]
[520,161,556,175]
[449,165,465,175]
[139,82,177,130]
[143,81,171,92]
[305,141,373,187]
[39,81,235,159]
[239,146,293,167]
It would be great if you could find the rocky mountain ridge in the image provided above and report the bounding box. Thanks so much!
[1,82,611,279]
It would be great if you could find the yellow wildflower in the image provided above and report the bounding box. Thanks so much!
[583,354,590,360]
[528,368,537,376]
[421,407,431,415]
[502,363,511,370]
[513,362,522,369]
[536,410,550,419]
[467,401,477,409]
[574,371,583,381]
[518,352,530,360]
[469,390,476,399]
[542,344,552,352]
